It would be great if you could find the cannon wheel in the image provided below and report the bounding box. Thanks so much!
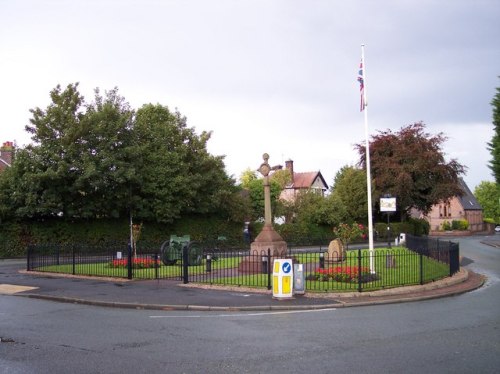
[187,241,203,266]
[160,240,177,266]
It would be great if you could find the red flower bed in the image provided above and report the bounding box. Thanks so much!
[307,266,378,283]
[109,257,160,269]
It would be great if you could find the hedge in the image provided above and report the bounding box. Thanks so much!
[0,216,245,258]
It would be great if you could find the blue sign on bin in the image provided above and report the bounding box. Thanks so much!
[282,262,291,274]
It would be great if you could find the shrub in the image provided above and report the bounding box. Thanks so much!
[333,223,365,248]
[442,220,452,231]
[374,218,429,240]
[441,219,468,231]
[452,219,469,230]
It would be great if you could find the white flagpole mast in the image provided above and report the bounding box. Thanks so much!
[361,44,375,274]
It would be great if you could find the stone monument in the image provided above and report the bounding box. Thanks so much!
[326,238,345,263]
[238,153,288,274]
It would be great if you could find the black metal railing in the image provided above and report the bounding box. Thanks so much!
[405,234,460,276]
[27,235,459,292]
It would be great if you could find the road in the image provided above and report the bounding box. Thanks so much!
[1,236,499,373]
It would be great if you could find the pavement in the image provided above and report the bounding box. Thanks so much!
[0,256,486,311]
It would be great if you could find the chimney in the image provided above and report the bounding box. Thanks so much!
[285,159,294,183]
[0,141,14,166]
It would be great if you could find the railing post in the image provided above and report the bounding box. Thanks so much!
[437,239,440,262]
[182,244,189,284]
[26,244,31,271]
[267,248,272,291]
[449,242,460,276]
[155,252,159,280]
[419,252,424,285]
[358,249,362,293]
[206,254,212,273]
[72,246,76,275]
[127,243,133,280]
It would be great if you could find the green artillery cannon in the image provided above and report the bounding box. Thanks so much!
[160,235,202,266]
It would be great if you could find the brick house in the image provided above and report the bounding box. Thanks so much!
[0,141,14,172]
[413,178,483,233]
[279,159,328,202]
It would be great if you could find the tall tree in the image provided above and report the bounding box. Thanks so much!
[17,84,135,219]
[0,84,237,224]
[130,103,236,223]
[72,87,135,218]
[20,83,87,218]
[330,165,369,223]
[355,122,466,218]
[474,181,500,222]
[270,168,292,189]
[246,177,282,221]
[488,82,500,183]
[239,168,258,188]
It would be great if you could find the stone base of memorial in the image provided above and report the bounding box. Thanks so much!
[238,225,288,274]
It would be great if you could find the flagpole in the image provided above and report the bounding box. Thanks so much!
[361,44,375,274]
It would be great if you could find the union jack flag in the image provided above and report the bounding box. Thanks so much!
[357,60,365,111]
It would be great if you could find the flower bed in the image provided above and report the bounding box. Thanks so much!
[306,266,380,283]
[109,257,161,269]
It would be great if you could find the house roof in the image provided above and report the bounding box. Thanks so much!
[288,171,328,190]
[458,178,482,210]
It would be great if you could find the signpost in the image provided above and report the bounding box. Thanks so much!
[380,195,397,248]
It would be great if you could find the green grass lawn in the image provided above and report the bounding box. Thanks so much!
[33,247,451,292]
[295,248,450,292]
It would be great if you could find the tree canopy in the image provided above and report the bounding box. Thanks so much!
[0,83,239,223]
[488,82,500,184]
[330,165,369,223]
[474,181,500,222]
[355,122,466,217]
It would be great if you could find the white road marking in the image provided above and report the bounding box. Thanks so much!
[149,308,336,318]
[0,284,38,295]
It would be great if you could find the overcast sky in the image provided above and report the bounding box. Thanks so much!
[1,0,499,191]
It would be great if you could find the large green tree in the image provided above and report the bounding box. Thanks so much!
[0,83,238,223]
[246,177,282,221]
[474,181,500,222]
[7,83,92,218]
[356,122,466,218]
[11,84,135,219]
[131,103,237,223]
[330,165,369,223]
[488,83,500,183]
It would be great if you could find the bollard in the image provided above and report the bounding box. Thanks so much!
[262,256,268,274]
[319,253,325,269]
[206,254,212,272]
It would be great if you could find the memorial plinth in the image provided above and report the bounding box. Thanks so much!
[238,224,288,274]
[238,153,288,274]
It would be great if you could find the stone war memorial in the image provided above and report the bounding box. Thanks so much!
[238,153,288,274]
[326,238,345,263]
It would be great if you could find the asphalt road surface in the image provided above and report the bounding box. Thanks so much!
[1,235,499,373]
